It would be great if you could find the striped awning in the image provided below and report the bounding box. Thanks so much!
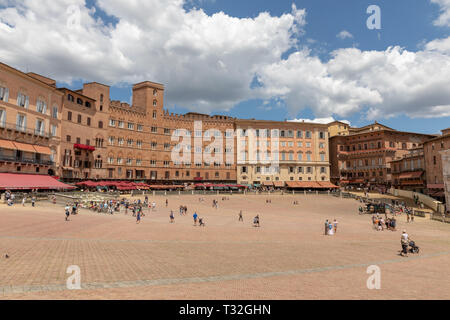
[13,142,36,153]
[33,145,52,155]
[0,139,16,150]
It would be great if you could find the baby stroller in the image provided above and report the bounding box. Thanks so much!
[408,240,420,254]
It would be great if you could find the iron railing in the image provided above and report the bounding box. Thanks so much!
[0,154,54,166]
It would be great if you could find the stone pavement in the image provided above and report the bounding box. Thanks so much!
[1,194,449,299]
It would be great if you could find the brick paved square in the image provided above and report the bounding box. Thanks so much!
[1,194,449,299]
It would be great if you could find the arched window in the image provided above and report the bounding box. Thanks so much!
[67,94,74,102]
[76,98,83,105]
[153,100,157,106]
[85,101,91,108]
[98,121,103,129]
[100,94,104,102]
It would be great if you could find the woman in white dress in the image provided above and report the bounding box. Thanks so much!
[328,222,334,235]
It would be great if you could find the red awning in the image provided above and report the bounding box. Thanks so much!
[0,173,76,190]
[74,144,96,152]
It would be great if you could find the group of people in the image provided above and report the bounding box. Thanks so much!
[64,202,79,221]
[179,205,188,215]
[4,191,37,207]
[192,212,205,226]
[372,214,397,231]
[324,219,338,235]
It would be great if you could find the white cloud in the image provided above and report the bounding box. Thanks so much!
[336,30,353,40]
[425,36,450,54]
[0,0,449,120]
[256,45,450,119]
[0,0,306,113]
[289,117,351,125]
[431,0,450,26]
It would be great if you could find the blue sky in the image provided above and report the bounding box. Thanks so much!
[1,0,449,133]
[179,0,450,133]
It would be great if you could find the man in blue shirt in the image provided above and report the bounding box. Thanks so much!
[193,212,198,226]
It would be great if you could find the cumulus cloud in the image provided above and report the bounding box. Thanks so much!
[289,117,351,125]
[0,0,449,120]
[425,36,450,54]
[336,30,353,40]
[0,0,306,113]
[256,46,450,119]
[431,0,450,26]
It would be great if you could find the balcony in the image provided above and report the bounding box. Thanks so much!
[0,122,51,138]
[340,165,388,171]
[0,154,54,166]
[337,148,396,159]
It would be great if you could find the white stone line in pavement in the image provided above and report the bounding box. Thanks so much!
[1,250,449,296]
[0,235,397,245]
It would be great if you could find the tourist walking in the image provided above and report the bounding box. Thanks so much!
[400,230,409,257]
[65,204,71,221]
[328,221,334,235]
[31,196,36,207]
[324,220,329,235]
[333,219,338,233]
[170,210,175,223]
[193,212,198,226]
[238,210,243,222]
[136,211,141,224]
[253,215,260,227]
[22,196,26,207]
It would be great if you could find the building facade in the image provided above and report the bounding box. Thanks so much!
[3,61,448,192]
[106,81,237,183]
[329,123,435,190]
[390,147,426,193]
[0,63,62,176]
[235,119,330,186]
[423,128,450,201]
